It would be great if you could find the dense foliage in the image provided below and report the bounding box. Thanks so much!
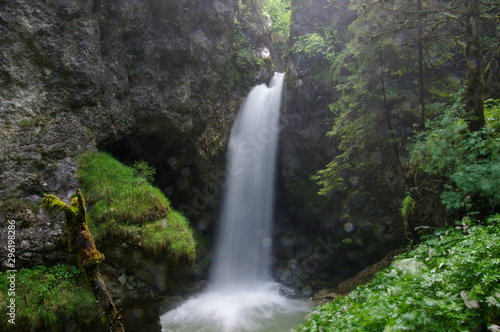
[77,151,195,260]
[409,99,500,216]
[229,0,273,92]
[263,0,291,61]
[306,0,500,243]
[299,215,500,331]
[0,265,97,330]
[298,1,500,330]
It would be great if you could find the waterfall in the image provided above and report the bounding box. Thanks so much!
[161,73,310,332]
[210,72,284,289]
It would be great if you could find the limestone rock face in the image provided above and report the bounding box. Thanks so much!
[0,0,273,330]
[280,0,354,197]
[279,0,341,216]
[0,0,239,201]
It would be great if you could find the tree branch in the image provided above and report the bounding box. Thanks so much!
[42,191,124,332]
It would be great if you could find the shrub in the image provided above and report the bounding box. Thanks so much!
[0,264,98,331]
[131,159,156,183]
[299,215,500,331]
[408,103,500,218]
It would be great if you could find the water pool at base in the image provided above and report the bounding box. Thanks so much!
[161,283,311,332]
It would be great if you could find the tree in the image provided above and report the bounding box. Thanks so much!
[311,0,500,245]
[263,0,291,67]
[463,0,486,131]
[42,190,124,332]
[314,0,500,196]
[417,0,426,130]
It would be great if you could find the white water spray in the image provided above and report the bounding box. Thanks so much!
[161,73,310,332]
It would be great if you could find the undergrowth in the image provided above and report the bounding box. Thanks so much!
[76,151,195,261]
[409,102,500,215]
[402,98,500,237]
[299,215,500,331]
[0,264,97,331]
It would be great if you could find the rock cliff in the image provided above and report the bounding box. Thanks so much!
[0,0,273,330]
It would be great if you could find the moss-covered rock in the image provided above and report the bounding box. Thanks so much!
[0,0,271,329]
[76,151,195,262]
[75,150,195,331]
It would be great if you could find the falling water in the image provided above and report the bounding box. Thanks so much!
[210,72,284,289]
[161,73,310,332]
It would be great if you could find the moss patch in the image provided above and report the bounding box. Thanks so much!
[76,151,195,262]
[0,265,99,331]
[1,197,34,213]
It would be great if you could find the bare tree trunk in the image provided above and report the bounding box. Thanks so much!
[43,190,124,332]
[379,53,403,176]
[463,0,485,132]
[417,0,425,131]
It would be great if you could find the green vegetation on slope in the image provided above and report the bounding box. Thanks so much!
[411,99,500,209]
[301,97,500,331]
[310,0,499,233]
[403,98,500,240]
[0,265,98,331]
[76,151,195,261]
[0,152,196,331]
[299,215,500,332]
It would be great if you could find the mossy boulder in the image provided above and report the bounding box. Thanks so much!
[0,151,196,331]
[75,150,196,330]
[76,151,195,263]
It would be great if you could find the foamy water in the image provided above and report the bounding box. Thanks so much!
[161,282,311,332]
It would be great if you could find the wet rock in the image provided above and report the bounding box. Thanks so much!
[336,252,402,295]
[308,289,339,306]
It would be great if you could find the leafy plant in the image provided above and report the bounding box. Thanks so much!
[0,265,98,331]
[485,99,500,131]
[291,32,338,63]
[263,0,290,60]
[263,0,290,38]
[408,101,500,217]
[18,116,46,128]
[299,215,500,331]
[131,159,156,183]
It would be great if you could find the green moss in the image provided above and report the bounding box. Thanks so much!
[141,211,194,258]
[18,116,45,128]
[401,195,416,239]
[0,197,34,213]
[43,191,105,269]
[76,151,196,262]
[0,265,98,331]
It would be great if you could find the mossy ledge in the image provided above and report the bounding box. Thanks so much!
[76,150,196,263]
